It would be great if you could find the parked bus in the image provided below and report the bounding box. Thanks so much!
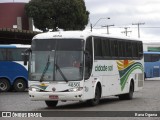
[144,51,160,79]
[0,44,30,92]
[26,31,144,107]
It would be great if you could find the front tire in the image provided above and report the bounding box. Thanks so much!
[87,86,101,106]
[45,101,58,108]
[0,78,11,92]
[13,79,27,92]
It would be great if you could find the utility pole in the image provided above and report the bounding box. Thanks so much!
[102,24,114,34]
[132,22,145,38]
[121,27,132,36]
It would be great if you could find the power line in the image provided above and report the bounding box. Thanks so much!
[90,17,110,32]
[90,25,160,29]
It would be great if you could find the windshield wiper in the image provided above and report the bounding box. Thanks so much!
[55,63,68,82]
[40,55,50,82]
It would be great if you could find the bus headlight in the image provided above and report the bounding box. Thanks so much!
[29,87,40,92]
[69,87,83,92]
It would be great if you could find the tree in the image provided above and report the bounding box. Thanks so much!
[25,0,89,32]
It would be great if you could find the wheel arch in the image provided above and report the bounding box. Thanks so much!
[95,81,102,98]
[130,78,135,92]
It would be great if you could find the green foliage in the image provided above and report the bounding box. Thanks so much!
[25,0,89,31]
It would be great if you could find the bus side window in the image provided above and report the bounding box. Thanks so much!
[118,40,125,58]
[151,54,160,62]
[94,37,102,59]
[7,49,13,61]
[144,54,151,62]
[110,39,118,58]
[85,37,93,80]
[7,49,25,61]
[0,49,6,61]
[138,42,143,59]
[102,38,111,59]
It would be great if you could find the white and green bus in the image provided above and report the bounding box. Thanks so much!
[26,31,144,107]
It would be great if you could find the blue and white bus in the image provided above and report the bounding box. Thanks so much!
[144,51,160,79]
[0,44,30,92]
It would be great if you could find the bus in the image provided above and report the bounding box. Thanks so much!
[0,44,30,92]
[144,51,160,79]
[26,31,144,107]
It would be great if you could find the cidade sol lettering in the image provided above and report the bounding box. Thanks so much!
[95,65,113,71]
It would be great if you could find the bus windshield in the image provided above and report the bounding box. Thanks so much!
[29,39,84,81]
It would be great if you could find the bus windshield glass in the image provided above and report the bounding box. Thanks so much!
[29,39,84,81]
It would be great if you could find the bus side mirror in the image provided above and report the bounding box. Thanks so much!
[85,51,91,62]
[24,55,28,66]
[22,52,28,66]
[22,48,31,66]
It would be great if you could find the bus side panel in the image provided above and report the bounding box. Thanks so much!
[83,76,96,100]
[144,62,152,78]
[145,62,160,78]
[0,62,28,85]
[92,60,122,97]
[90,59,144,97]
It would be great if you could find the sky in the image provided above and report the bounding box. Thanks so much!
[84,0,160,42]
[1,0,160,42]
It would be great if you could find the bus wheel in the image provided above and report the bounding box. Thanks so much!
[87,86,101,106]
[45,101,58,108]
[119,81,134,100]
[13,79,27,92]
[0,78,10,92]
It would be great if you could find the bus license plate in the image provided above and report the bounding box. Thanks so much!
[49,95,58,100]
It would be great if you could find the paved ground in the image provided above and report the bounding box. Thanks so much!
[0,80,160,120]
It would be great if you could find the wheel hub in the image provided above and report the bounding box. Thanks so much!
[0,82,7,90]
[17,83,23,89]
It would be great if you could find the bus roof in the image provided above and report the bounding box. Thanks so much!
[0,44,30,48]
[33,31,142,42]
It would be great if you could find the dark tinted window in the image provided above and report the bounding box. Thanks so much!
[132,42,138,57]
[32,39,84,51]
[110,40,115,57]
[7,49,25,61]
[118,41,125,57]
[85,37,93,79]
[101,38,111,57]
[138,42,143,58]
[0,49,6,60]
[93,36,143,60]
[94,37,102,58]
[144,54,151,62]
[0,48,26,61]
[125,42,132,57]
[151,54,160,62]
[144,54,160,62]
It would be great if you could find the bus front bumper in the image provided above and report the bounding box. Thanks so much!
[29,90,84,101]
